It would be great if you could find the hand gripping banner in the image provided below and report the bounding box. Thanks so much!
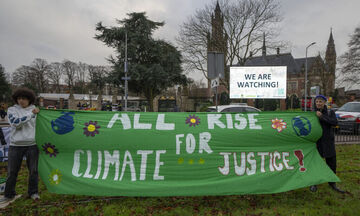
[36,110,339,196]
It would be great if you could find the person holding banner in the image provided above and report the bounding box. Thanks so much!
[310,94,345,193]
[0,103,7,119]
[0,128,6,146]
[0,88,41,206]
[0,103,8,147]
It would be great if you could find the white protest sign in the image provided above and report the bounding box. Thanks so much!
[230,66,287,99]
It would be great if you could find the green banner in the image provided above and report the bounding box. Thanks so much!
[36,110,339,196]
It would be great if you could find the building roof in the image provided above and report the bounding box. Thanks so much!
[244,53,318,75]
[39,93,143,101]
[346,89,360,97]
[294,57,317,71]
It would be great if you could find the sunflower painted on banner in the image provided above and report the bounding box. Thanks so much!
[42,143,59,158]
[185,115,200,127]
[83,121,100,137]
[49,169,62,185]
[271,118,287,132]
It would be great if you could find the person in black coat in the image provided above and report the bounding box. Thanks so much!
[0,127,6,146]
[310,95,345,193]
[0,103,6,119]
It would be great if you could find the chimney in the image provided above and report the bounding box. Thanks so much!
[249,51,253,57]
[277,48,280,55]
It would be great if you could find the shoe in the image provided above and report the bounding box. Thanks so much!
[329,184,345,194]
[0,196,14,204]
[0,195,21,209]
[30,193,40,200]
[310,185,317,192]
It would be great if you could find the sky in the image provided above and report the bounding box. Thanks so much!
[0,0,359,87]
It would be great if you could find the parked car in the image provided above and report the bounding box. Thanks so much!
[301,97,313,110]
[126,106,141,112]
[329,103,339,112]
[335,101,360,134]
[46,105,56,110]
[111,104,118,111]
[206,104,261,112]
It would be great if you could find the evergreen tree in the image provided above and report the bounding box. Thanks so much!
[0,64,11,102]
[95,12,188,111]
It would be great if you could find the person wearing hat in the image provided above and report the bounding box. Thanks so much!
[310,94,345,193]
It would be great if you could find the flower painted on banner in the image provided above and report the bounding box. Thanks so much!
[178,158,184,164]
[49,169,62,185]
[271,118,287,132]
[185,115,200,127]
[198,158,205,164]
[42,143,59,158]
[83,121,100,137]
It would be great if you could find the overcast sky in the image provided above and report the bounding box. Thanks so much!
[0,0,359,85]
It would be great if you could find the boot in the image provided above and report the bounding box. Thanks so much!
[329,183,345,194]
[309,185,317,192]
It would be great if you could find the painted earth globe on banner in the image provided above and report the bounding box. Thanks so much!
[292,116,312,136]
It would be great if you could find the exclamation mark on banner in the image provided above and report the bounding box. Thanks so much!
[294,150,306,172]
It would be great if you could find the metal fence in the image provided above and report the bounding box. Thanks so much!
[334,122,360,144]
[2,121,360,144]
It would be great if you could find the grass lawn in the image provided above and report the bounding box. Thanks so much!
[0,144,359,216]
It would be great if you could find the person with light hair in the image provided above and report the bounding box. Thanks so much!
[310,95,345,193]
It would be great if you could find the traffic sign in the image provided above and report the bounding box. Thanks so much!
[211,77,219,88]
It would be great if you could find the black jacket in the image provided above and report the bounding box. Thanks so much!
[315,105,338,158]
[0,109,6,118]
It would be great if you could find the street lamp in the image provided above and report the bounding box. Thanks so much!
[89,90,92,108]
[124,32,128,112]
[304,42,316,112]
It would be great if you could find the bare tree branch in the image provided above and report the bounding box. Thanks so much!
[28,58,50,92]
[338,26,360,90]
[62,60,78,93]
[48,62,63,93]
[177,0,285,87]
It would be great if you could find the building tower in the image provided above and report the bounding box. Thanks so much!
[324,28,336,96]
[207,1,228,86]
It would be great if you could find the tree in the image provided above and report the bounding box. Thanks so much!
[95,12,188,111]
[0,64,11,102]
[177,0,283,88]
[339,26,360,90]
[62,60,78,94]
[286,94,300,109]
[48,62,63,93]
[29,58,50,93]
[11,58,50,93]
[88,65,108,94]
[12,65,37,90]
[75,62,89,94]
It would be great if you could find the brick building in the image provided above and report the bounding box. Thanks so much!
[244,30,337,104]
[206,2,337,109]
